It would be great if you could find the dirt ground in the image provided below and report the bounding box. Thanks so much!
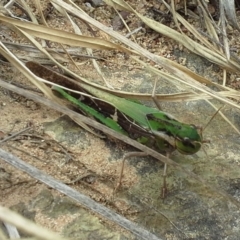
[1,1,240,239]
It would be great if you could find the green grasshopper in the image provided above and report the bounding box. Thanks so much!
[54,84,202,154]
[26,61,204,196]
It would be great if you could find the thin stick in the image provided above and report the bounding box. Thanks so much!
[125,27,143,38]
[0,127,32,144]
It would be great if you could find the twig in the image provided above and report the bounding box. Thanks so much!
[0,127,32,144]
[125,27,143,38]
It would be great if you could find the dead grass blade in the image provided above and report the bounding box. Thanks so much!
[57,6,113,88]
[1,41,71,64]
[0,206,70,240]
[221,0,240,31]
[18,0,38,23]
[165,0,220,51]
[218,1,230,62]
[105,0,240,72]
[0,15,132,52]
[0,42,54,100]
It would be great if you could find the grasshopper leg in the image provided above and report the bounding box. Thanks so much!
[114,152,149,193]
[161,162,168,198]
[115,151,171,199]
[161,152,170,199]
[151,78,162,110]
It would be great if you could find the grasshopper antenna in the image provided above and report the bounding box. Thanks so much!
[197,105,225,159]
[203,105,225,132]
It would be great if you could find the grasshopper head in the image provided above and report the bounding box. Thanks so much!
[175,125,203,155]
[175,138,202,154]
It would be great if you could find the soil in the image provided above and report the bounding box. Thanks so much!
[1,1,240,240]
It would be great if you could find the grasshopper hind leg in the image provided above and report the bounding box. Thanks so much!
[114,152,149,193]
[114,150,172,199]
[161,152,171,199]
[151,78,162,111]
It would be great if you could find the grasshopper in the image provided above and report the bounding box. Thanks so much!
[26,61,204,196]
